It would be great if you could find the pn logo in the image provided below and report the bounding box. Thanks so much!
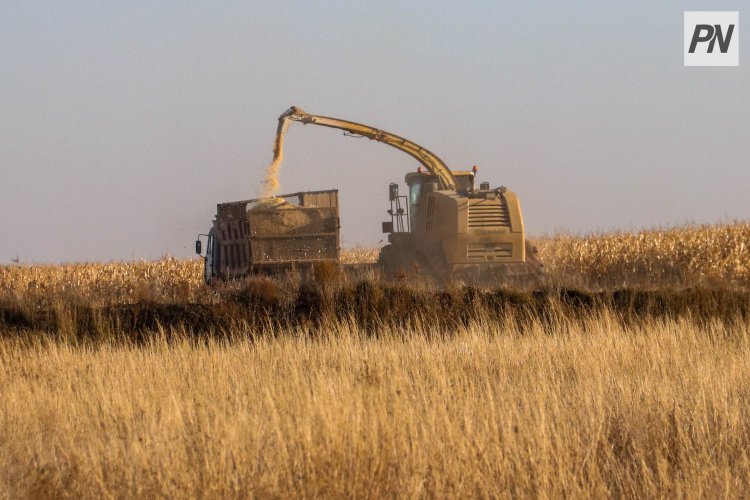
[684,11,739,66]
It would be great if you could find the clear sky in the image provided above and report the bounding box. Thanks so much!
[2,1,748,263]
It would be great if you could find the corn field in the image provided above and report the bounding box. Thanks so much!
[535,223,750,289]
[2,224,749,304]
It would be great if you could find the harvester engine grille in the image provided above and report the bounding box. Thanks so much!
[467,243,513,261]
[468,199,511,228]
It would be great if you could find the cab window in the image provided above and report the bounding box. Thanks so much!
[409,181,422,210]
[409,181,422,229]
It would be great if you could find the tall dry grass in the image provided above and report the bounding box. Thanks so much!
[1,315,749,498]
[2,223,750,498]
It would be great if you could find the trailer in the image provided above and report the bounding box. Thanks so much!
[196,190,340,282]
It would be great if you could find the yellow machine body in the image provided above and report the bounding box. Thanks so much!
[263,106,540,281]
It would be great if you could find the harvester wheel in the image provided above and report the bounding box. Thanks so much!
[412,253,433,277]
[377,245,404,279]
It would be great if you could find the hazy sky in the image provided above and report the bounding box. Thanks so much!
[2,1,749,263]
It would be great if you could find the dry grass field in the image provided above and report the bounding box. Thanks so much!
[2,317,749,498]
[2,223,750,498]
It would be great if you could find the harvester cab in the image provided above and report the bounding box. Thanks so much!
[386,170,476,234]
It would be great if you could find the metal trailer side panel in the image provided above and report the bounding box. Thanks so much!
[247,206,339,264]
[210,189,340,277]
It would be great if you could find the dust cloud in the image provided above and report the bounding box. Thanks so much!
[261,116,291,198]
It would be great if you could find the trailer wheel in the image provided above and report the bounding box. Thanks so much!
[412,252,433,277]
[377,244,394,275]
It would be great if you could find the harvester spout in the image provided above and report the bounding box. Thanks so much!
[276,106,458,191]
